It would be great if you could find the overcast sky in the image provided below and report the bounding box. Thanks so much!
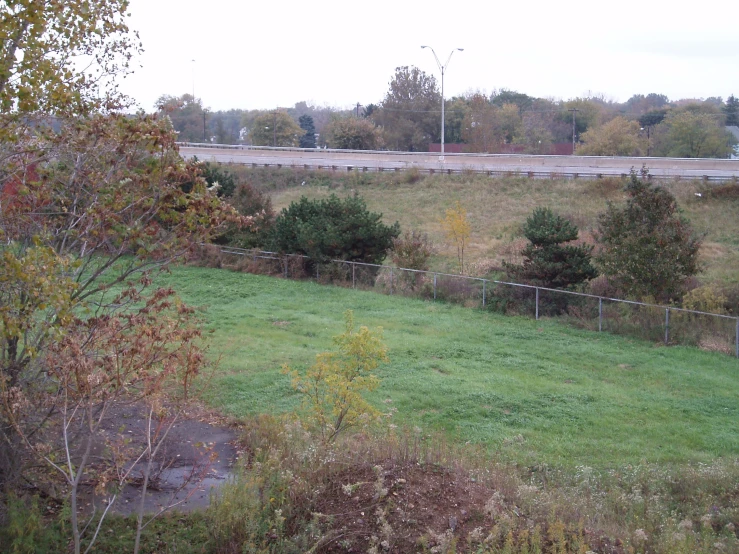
[120,0,739,113]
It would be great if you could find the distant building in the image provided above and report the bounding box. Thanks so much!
[428,143,464,154]
[428,143,574,155]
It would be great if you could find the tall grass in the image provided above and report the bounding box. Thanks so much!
[7,418,739,552]
[207,415,739,553]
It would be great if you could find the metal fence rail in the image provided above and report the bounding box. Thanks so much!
[185,157,739,183]
[197,245,739,358]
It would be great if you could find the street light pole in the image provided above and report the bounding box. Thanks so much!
[191,59,195,101]
[272,110,277,147]
[568,108,580,155]
[421,46,464,155]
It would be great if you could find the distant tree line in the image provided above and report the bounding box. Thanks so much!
[156,75,739,158]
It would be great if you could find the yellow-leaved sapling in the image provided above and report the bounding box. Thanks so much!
[284,311,388,443]
[441,201,471,274]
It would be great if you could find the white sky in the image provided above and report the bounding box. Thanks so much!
[119,0,739,112]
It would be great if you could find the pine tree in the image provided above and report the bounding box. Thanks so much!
[505,208,597,289]
[299,114,316,148]
[724,94,739,127]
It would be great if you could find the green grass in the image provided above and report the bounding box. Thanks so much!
[161,265,739,469]
[0,505,212,554]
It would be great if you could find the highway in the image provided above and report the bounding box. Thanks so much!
[179,143,739,181]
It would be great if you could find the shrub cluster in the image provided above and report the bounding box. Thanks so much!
[216,181,275,248]
[267,193,400,265]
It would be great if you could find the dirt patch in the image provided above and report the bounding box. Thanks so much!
[310,462,492,553]
[296,459,622,553]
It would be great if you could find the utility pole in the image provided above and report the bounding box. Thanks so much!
[646,125,651,156]
[569,108,580,154]
[272,110,277,147]
[203,111,206,142]
[356,102,361,117]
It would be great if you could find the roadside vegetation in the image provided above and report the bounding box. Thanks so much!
[221,165,739,303]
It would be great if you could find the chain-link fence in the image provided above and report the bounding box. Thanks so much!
[194,245,739,358]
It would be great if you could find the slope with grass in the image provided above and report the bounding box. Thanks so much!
[163,265,739,469]
[227,167,739,287]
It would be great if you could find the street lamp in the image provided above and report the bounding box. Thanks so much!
[641,126,651,156]
[191,59,195,101]
[421,45,464,156]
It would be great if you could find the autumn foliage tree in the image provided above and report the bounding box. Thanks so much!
[373,66,440,151]
[157,94,208,143]
[0,1,240,549]
[249,111,303,146]
[217,181,275,248]
[324,116,384,150]
[0,114,237,552]
[441,201,471,274]
[461,94,498,153]
[390,230,434,291]
[285,311,388,443]
[577,116,647,156]
[26,287,211,554]
[462,98,521,152]
[654,110,735,158]
[391,229,434,272]
[0,0,140,118]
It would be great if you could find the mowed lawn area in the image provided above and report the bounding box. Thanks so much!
[162,265,739,469]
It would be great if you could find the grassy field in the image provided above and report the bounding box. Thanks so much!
[229,167,739,285]
[9,266,737,554]
[161,265,739,470]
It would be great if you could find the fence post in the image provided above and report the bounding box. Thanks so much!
[390,267,394,295]
[735,317,738,359]
[352,262,356,289]
[664,308,670,345]
[535,287,540,320]
[284,257,288,279]
[316,263,319,281]
[482,280,486,307]
[598,297,603,332]
[433,274,437,300]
